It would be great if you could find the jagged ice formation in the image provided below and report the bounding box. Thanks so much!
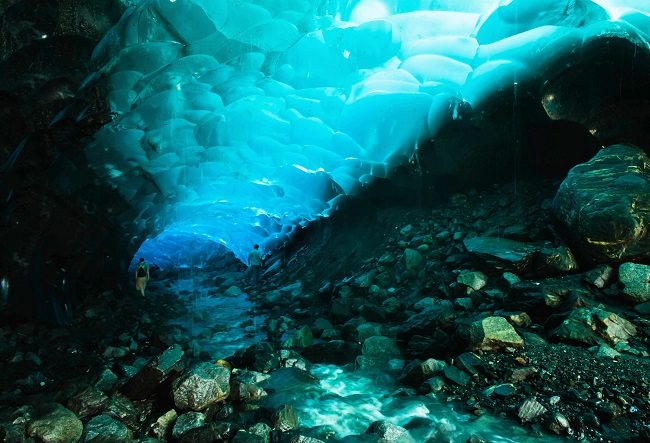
[84,0,650,268]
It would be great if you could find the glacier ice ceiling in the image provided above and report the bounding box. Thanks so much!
[85,0,650,267]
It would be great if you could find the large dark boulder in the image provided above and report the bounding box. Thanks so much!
[396,300,455,341]
[553,144,650,263]
[121,344,184,400]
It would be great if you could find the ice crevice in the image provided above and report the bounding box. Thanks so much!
[84,0,650,268]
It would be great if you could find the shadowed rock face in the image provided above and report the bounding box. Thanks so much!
[0,0,133,322]
[553,144,650,263]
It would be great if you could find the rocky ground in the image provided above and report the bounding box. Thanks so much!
[1,174,650,442]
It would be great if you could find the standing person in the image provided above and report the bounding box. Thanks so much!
[248,244,263,286]
[134,258,150,297]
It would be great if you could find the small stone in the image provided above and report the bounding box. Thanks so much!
[366,420,409,442]
[404,249,424,270]
[595,345,620,359]
[225,286,242,296]
[457,270,488,291]
[172,412,205,440]
[502,272,521,286]
[454,297,473,310]
[152,409,177,439]
[518,398,548,423]
[272,405,298,431]
[400,224,414,236]
[548,412,571,434]
[444,366,470,386]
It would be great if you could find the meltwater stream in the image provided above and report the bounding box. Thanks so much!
[163,275,556,442]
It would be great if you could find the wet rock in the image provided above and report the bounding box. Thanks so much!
[594,344,620,359]
[455,352,483,376]
[400,358,447,386]
[553,144,650,262]
[233,423,271,443]
[366,420,411,443]
[356,323,381,343]
[311,318,333,337]
[282,326,313,348]
[403,248,423,270]
[358,304,387,322]
[457,270,488,292]
[463,237,538,272]
[93,368,118,393]
[302,340,360,365]
[280,349,311,371]
[412,297,436,312]
[171,412,205,440]
[320,328,341,340]
[80,415,132,442]
[27,403,83,443]
[102,395,138,430]
[172,362,230,411]
[121,344,184,400]
[551,307,636,346]
[443,366,471,386]
[68,386,108,419]
[518,398,548,423]
[535,245,579,276]
[151,409,177,440]
[469,317,524,351]
[272,404,298,431]
[396,301,455,340]
[548,412,571,435]
[502,272,521,286]
[618,262,650,303]
[583,265,614,289]
[506,275,586,321]
[241,342,280,373]
[225,285,242,296]
[454,297,473,310]
[634,301,650,315]
[358,336,402,372]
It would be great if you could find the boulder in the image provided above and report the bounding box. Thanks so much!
[553,144,650,262]
[172,363,230,411]
[358,336,402,372]
[464,237,577,276]
[171,412,205,440]
[396,301,455,340]
[121,344,184,400]
[271,405,298,431]
[282,326,313,348]
[68,387,108,419]
[241,342,280,373]
[366,420,412,443]
[469,317,524,351]
[403,248,424,270]
[551,307,637,346]
[618,262,650,303]
[80,415,132,443]
[27,404,83,443]
[457,270,488,291]
[233,423,271,443]
[400,358,447,386]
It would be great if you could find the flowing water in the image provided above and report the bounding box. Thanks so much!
[162,275,556,442]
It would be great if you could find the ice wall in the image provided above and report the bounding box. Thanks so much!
[85,0,650,265]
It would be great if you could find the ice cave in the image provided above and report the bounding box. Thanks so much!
[1,0,650,442]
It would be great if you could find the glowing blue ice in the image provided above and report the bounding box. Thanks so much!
[85,0,650,265]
